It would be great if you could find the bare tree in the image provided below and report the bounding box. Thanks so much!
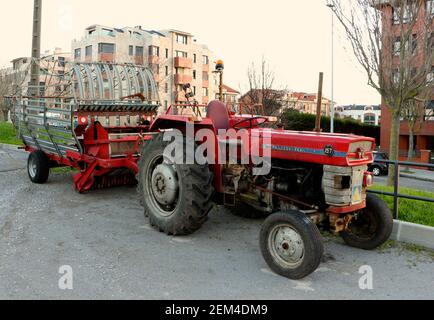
[329,0,434,185]
[243,56,285,116]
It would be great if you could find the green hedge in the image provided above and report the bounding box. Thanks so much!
[280,109,380,144]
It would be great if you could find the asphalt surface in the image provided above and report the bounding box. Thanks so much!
[375,175,433,192]
[0,148,433,300]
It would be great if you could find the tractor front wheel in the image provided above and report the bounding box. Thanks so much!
[260,211,324,279]
[341,194,393,250]
[138,134,214,236]
[27,150,50,184]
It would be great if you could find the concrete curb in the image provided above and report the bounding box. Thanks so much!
[400,173,434,183]
[0,143,25,152]
[391,220,434,250]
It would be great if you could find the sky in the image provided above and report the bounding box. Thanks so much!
[0,0,381,105]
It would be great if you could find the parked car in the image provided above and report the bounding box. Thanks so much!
[369,152,389,176]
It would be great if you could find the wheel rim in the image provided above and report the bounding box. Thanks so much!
[28,156,37,178]
[145,154,180,218]
[268,224,305,269]
[373,168,381,176]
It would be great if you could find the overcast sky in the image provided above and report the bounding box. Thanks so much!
[0,0,381,105]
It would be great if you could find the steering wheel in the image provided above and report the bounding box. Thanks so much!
[233,117,269,130]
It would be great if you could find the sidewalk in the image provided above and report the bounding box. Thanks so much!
[400,168,434,183]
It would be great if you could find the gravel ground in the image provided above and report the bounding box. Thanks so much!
[0,149,433,300]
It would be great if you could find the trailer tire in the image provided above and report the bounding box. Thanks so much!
[260,211,324,279]
[27,150,50,184]
[138,133,214,236]
[341,194,393,250]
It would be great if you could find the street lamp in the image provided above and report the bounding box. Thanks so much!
[327,2,335,133]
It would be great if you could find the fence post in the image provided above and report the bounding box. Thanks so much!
[393,160,399,220]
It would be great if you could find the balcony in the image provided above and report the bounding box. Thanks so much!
[134,56,144,65]
[174,74,193,84]
[202,79,209,88]
[202,64,210,72]
[148,55,159,64]
[202,96,209,104]
[174,57,193,69]
[98,53,115,63]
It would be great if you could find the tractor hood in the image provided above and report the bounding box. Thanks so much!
[249,128,376,167]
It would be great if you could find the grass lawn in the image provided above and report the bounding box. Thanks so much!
[369,185,434,227]
[0,122,22,146]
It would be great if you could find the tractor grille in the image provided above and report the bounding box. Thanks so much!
[322,165,367,207]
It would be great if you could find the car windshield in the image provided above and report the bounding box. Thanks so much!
[375,153,388,160]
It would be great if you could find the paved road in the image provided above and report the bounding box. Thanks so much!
[374,175,433,192]
[0,149,433,300]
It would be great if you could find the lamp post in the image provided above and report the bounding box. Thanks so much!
[30,0,42,97]
[327,3,335,133]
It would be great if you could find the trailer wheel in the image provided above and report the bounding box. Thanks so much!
[138,134,214,236]
[27,150,50,184]
[341,194,393,250]
[260,211,324,279]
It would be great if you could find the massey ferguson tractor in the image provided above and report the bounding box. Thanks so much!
[11,61,393,280]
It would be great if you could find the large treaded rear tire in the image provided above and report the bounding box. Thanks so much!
[137,133,214,236]
[260,211,324,279]
[27,150,50,184]
[341,194,393,250]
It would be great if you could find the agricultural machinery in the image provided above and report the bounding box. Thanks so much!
[10,61,393,279]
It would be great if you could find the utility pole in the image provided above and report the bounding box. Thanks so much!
[30,0,42,96]
[315,72,324,133]
[327,3,335,133]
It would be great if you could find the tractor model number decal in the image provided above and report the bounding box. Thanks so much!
[263,144,347,158]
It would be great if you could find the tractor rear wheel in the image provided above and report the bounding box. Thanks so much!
[27,150,50,184]
[138,134,214,236]
[260,211,324,279]
[341,194,393,250]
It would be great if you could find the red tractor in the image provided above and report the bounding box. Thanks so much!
[12,62,393,280]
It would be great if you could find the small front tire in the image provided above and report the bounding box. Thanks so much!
[260,211,324,280]
[341,194,393,250]
[27,150,50,184]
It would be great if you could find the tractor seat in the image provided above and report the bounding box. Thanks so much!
[206,100,230,131]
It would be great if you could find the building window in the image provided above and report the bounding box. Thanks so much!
[165,48,169,58]
[203,87,208,97]
[58,57,65,67]
[203,55,209,65]
[176,34,188,45]
[393,38,401,56]
[193,86,196,95]
[202,72,209,81]
[129,45,134,56]
[149,45,160,57]
[98,43,115,54]
[101,28,115,37]
[135,46,144,56]
[74,48,81,60]
[176,51,187,58]
[427,0,434,17]
[85,45,92,57]
[165,66,169,76]
[193,54,197,63]
[193,70,197,80]
[411,34,417,55]
[165,100,168,109]
[165,82,168,93]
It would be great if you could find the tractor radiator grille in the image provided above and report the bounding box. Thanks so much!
[322,165,367,207]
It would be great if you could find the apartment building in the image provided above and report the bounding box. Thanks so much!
[281,91,333,117]
[10,47,69,96]
[376,0,434,159]
[335,105,382,126]
[71,25,218,109]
